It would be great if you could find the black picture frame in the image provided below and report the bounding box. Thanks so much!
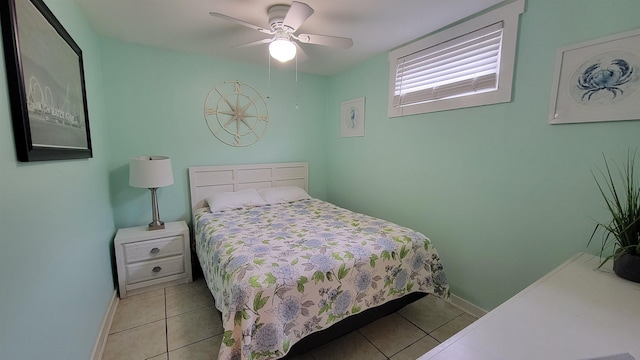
[0,0,92,162]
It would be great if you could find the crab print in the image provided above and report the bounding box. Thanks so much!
[577,59,634,101]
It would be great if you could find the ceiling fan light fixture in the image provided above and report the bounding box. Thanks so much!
[210,1,353,65]
[269,38,296,62]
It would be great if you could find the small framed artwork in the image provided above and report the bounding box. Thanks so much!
[548,29,640,125]
[341,97,365,137]
[0,0,92,161]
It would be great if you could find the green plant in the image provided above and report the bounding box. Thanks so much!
[588,150,640,267]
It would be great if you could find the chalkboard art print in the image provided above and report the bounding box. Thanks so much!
[0,0,92,161]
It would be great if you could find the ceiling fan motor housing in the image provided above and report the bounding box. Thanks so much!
[268,4,292,32]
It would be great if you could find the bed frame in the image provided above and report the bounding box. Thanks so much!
[187,162,425,357]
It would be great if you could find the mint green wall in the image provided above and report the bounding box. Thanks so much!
[0,0,115,359]
[3,0,639,357]
[100,38,328,229]
[326,0,640,310]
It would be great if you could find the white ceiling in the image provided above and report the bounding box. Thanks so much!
[76,0,505,76]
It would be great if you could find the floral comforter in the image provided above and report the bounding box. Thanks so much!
[194,198,449,360]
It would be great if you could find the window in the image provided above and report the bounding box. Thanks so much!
[388,0,525,117]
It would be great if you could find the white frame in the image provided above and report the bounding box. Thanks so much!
[548,29,640,124]
[387,0,524,117]
[188,162,308,212]
[341,97,365,137]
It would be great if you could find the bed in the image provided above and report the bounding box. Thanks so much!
[189,162,449,360]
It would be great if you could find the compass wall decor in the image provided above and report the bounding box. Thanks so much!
[204,80,269,147]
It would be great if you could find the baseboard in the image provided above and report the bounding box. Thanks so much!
[90,290,119,360]
[450,293,488,318]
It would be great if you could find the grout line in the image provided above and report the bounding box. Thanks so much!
[164,288,169,357]
[431,313,462,332]
[396,310,439,335]
[356,328,391,359]
[388,333,429,359]
[165,335,220,353]
[166,303,218,320]
[105,318,168,341]
[118,291,166,306]
[428,333,442,345]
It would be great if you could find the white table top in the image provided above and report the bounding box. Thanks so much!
[419,253,640,360]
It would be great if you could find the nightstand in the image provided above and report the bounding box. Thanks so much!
[114,221,192,298]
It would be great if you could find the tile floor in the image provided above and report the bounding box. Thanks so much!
[102,277,478,360]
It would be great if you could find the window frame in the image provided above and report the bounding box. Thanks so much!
[388,0,525,118]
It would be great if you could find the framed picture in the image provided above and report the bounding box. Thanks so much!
[341,97,365,137]
[0,0,92,161]
[549,29,640,125]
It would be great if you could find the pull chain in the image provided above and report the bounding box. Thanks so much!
[295,52,299,110]
[267,53,271,100]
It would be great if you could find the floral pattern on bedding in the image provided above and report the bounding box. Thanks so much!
[194,198,449,360]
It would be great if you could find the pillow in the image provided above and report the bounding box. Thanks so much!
[259,186,310,204]
[205,188,266,212]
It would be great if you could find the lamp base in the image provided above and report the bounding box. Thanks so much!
[148,220,165,231]
[148,187,165,230]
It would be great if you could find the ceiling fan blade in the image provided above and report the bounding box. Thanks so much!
[235,38,273,48]
[283,1,314,32]
[297,33,353,49]
[209,12,273,34]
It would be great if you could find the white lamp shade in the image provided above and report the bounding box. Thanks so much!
[269,39,296,62]
[129,156,174,188]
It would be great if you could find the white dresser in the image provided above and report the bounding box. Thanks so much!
[420,253,640,360]
[114,221,192,298]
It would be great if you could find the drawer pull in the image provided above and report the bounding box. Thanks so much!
[150,247,160,255]
[152,266,162,273]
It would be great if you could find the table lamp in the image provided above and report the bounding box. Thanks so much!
[129,155,174,230]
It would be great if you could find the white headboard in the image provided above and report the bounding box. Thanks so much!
[188,162,308,210]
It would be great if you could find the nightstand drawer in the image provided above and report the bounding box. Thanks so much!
[123,235,184,263]
[126,255,185,284]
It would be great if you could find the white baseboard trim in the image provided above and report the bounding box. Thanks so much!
[450,293,488,318]
[91,290,119,360]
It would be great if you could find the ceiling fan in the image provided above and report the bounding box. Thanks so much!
[210,1,353,63]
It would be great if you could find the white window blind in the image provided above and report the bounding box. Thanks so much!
[393,22,503,107]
